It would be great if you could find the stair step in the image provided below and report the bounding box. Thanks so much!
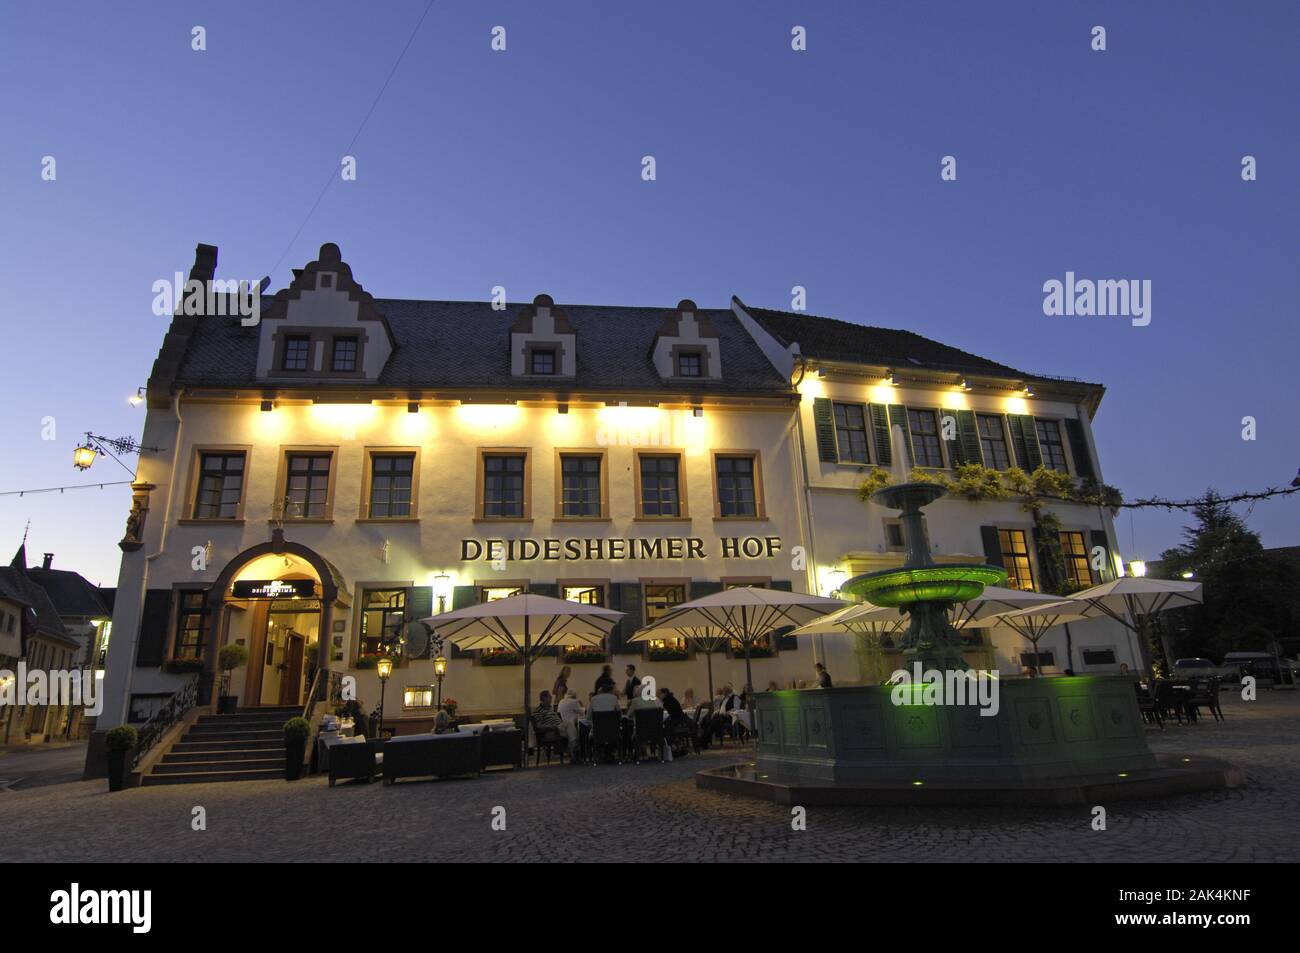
[153,758,283,774]
[183,728,283,742]
[172,738,284,753]
[141,768,284,786]
[162,748,285,764]
[238,706,301,714]
[197,714,290,725]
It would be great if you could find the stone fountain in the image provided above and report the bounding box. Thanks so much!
[696,482,1242,805]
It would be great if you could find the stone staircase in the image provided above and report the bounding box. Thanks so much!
[142,706,301,786]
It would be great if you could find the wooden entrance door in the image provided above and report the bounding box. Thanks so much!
[279,634,304,707]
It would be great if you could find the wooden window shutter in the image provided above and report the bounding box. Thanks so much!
[1089,529,1112,581]
[888,404,914,468]
[812,398,838,462]
[950,409,983,467]
[868,403,892,466]
[770,579,798,649]
[404,586,434,658]
[609,583,643,655]
[1064,418,1096,480]
[1008,415,1043,471]
[979,526,1004,568]
[444,584,478,657]
[134,589,174,668]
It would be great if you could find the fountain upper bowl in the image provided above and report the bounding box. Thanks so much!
[843,564,1008,607]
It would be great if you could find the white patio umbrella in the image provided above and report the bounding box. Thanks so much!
[632,587,846,720]
[965,600,1091,675]
[422,593,623,727]
[1041,578,1203,675]
[788,603,908,684]
[628,623,732,700]
[948,585,1067,629]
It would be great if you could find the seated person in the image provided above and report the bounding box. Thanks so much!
[557,690,585,752]
[533,691,568,754]
[433,707,454,734]
[584,684,621,725]
[659,687,686,724]
[624,687,663,754]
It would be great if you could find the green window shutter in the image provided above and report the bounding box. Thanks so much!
[868,403,892,466]
[769,580,798,649]
[1032,525,1064,593]
[812,398,838,462]
[951,409,982,467]
[1064,418,1096,480]
[445,584,478,658]
[1089,529,1111,581]
[609,583,643,655]
[889,404,914,468]
[404,586,434,658]
[691,581,723,598]
[135,589,173,668]
[979,526,1004,568]
[1008,415,1043,471]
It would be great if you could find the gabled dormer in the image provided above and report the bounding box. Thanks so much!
[652,299,722,381]
[256,243,395,382]
[510,294,576,378]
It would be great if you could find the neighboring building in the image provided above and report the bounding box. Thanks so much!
[0,546,84,744]
[92,242,1140,748]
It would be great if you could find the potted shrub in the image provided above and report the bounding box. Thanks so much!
[162,657,204,675]
[104,725,139,792]
[283,717,311,781]
[217,643,250,714]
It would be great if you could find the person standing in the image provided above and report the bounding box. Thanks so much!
[553,665,572,705]
[623,664,641,700]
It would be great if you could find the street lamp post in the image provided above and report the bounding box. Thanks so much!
[376,657,393,736]
[434,655,447,709]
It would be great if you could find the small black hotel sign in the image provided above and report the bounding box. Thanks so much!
[231,579,317,599]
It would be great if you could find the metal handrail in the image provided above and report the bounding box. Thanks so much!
[131,675,198,769]
[302,667,344,722]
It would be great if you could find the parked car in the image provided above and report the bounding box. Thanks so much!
[1221,651,1298,685]
[1172,658,1217,679]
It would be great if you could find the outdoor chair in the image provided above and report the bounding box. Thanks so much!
[589,710,623,764]
[1135,683,1163,729]
[480,727,524,770]
[1185,677,1224,723]
[530,716,570,766]
[695,709,717,750]
[328,737,379,786]
[1153,680,1186,725]
[665,715,695,758]
[631,708,666,763]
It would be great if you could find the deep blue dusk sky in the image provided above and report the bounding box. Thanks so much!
[2,1,1297,585]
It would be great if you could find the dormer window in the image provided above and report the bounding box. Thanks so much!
[319,272,334,288]
[331,336,358,372]
[676,351,702,377]
[530,347,557,375]
[282,335,310,371]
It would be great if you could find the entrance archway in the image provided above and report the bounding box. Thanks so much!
[202,539,347,707]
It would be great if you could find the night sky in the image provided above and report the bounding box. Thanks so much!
[2,0,1297,585]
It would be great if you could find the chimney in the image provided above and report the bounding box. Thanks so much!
[41,553,53,570]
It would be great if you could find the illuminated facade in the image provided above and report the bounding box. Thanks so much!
[95,242,1138,735]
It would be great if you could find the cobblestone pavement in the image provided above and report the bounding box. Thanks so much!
[1,691,1295,862]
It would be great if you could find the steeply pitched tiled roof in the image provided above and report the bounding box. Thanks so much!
[0,567,78,648]
[27,568,111,619]
[171,299,793,396]
[744,304,1033,379]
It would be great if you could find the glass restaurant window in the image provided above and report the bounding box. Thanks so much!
[561,455,601,517]
[193,451,245,519]
[174,591,208,660]
[833,403,869,463]
[285,453,332,518]
[282,335,310,371]
[716,455,758,517]
[908,409,944,468]
[482,454,526,517]
[331,336,358,372]
[359,589,405,657]
[645,584,687,650]
[1060,531,1094,589]
[369,453,414,518]
[998,529,1036,591]
[639,455,681,517]
[977,414,1011,470]
[676,352,702,377]
[563,585,604,606]
[403,685,435,709]
[1035,419,1069,472]
[530,348,556,375]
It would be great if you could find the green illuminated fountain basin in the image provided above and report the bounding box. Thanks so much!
[845,564,1006,607]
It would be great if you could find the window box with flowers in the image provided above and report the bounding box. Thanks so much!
[480,649,522,666]
[163,657,205,674]
[355,653,397,670]
[646,646,690,662]
[562,645,607,664]
[736,644,775,659]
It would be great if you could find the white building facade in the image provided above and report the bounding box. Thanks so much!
[94,243,1139,739]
